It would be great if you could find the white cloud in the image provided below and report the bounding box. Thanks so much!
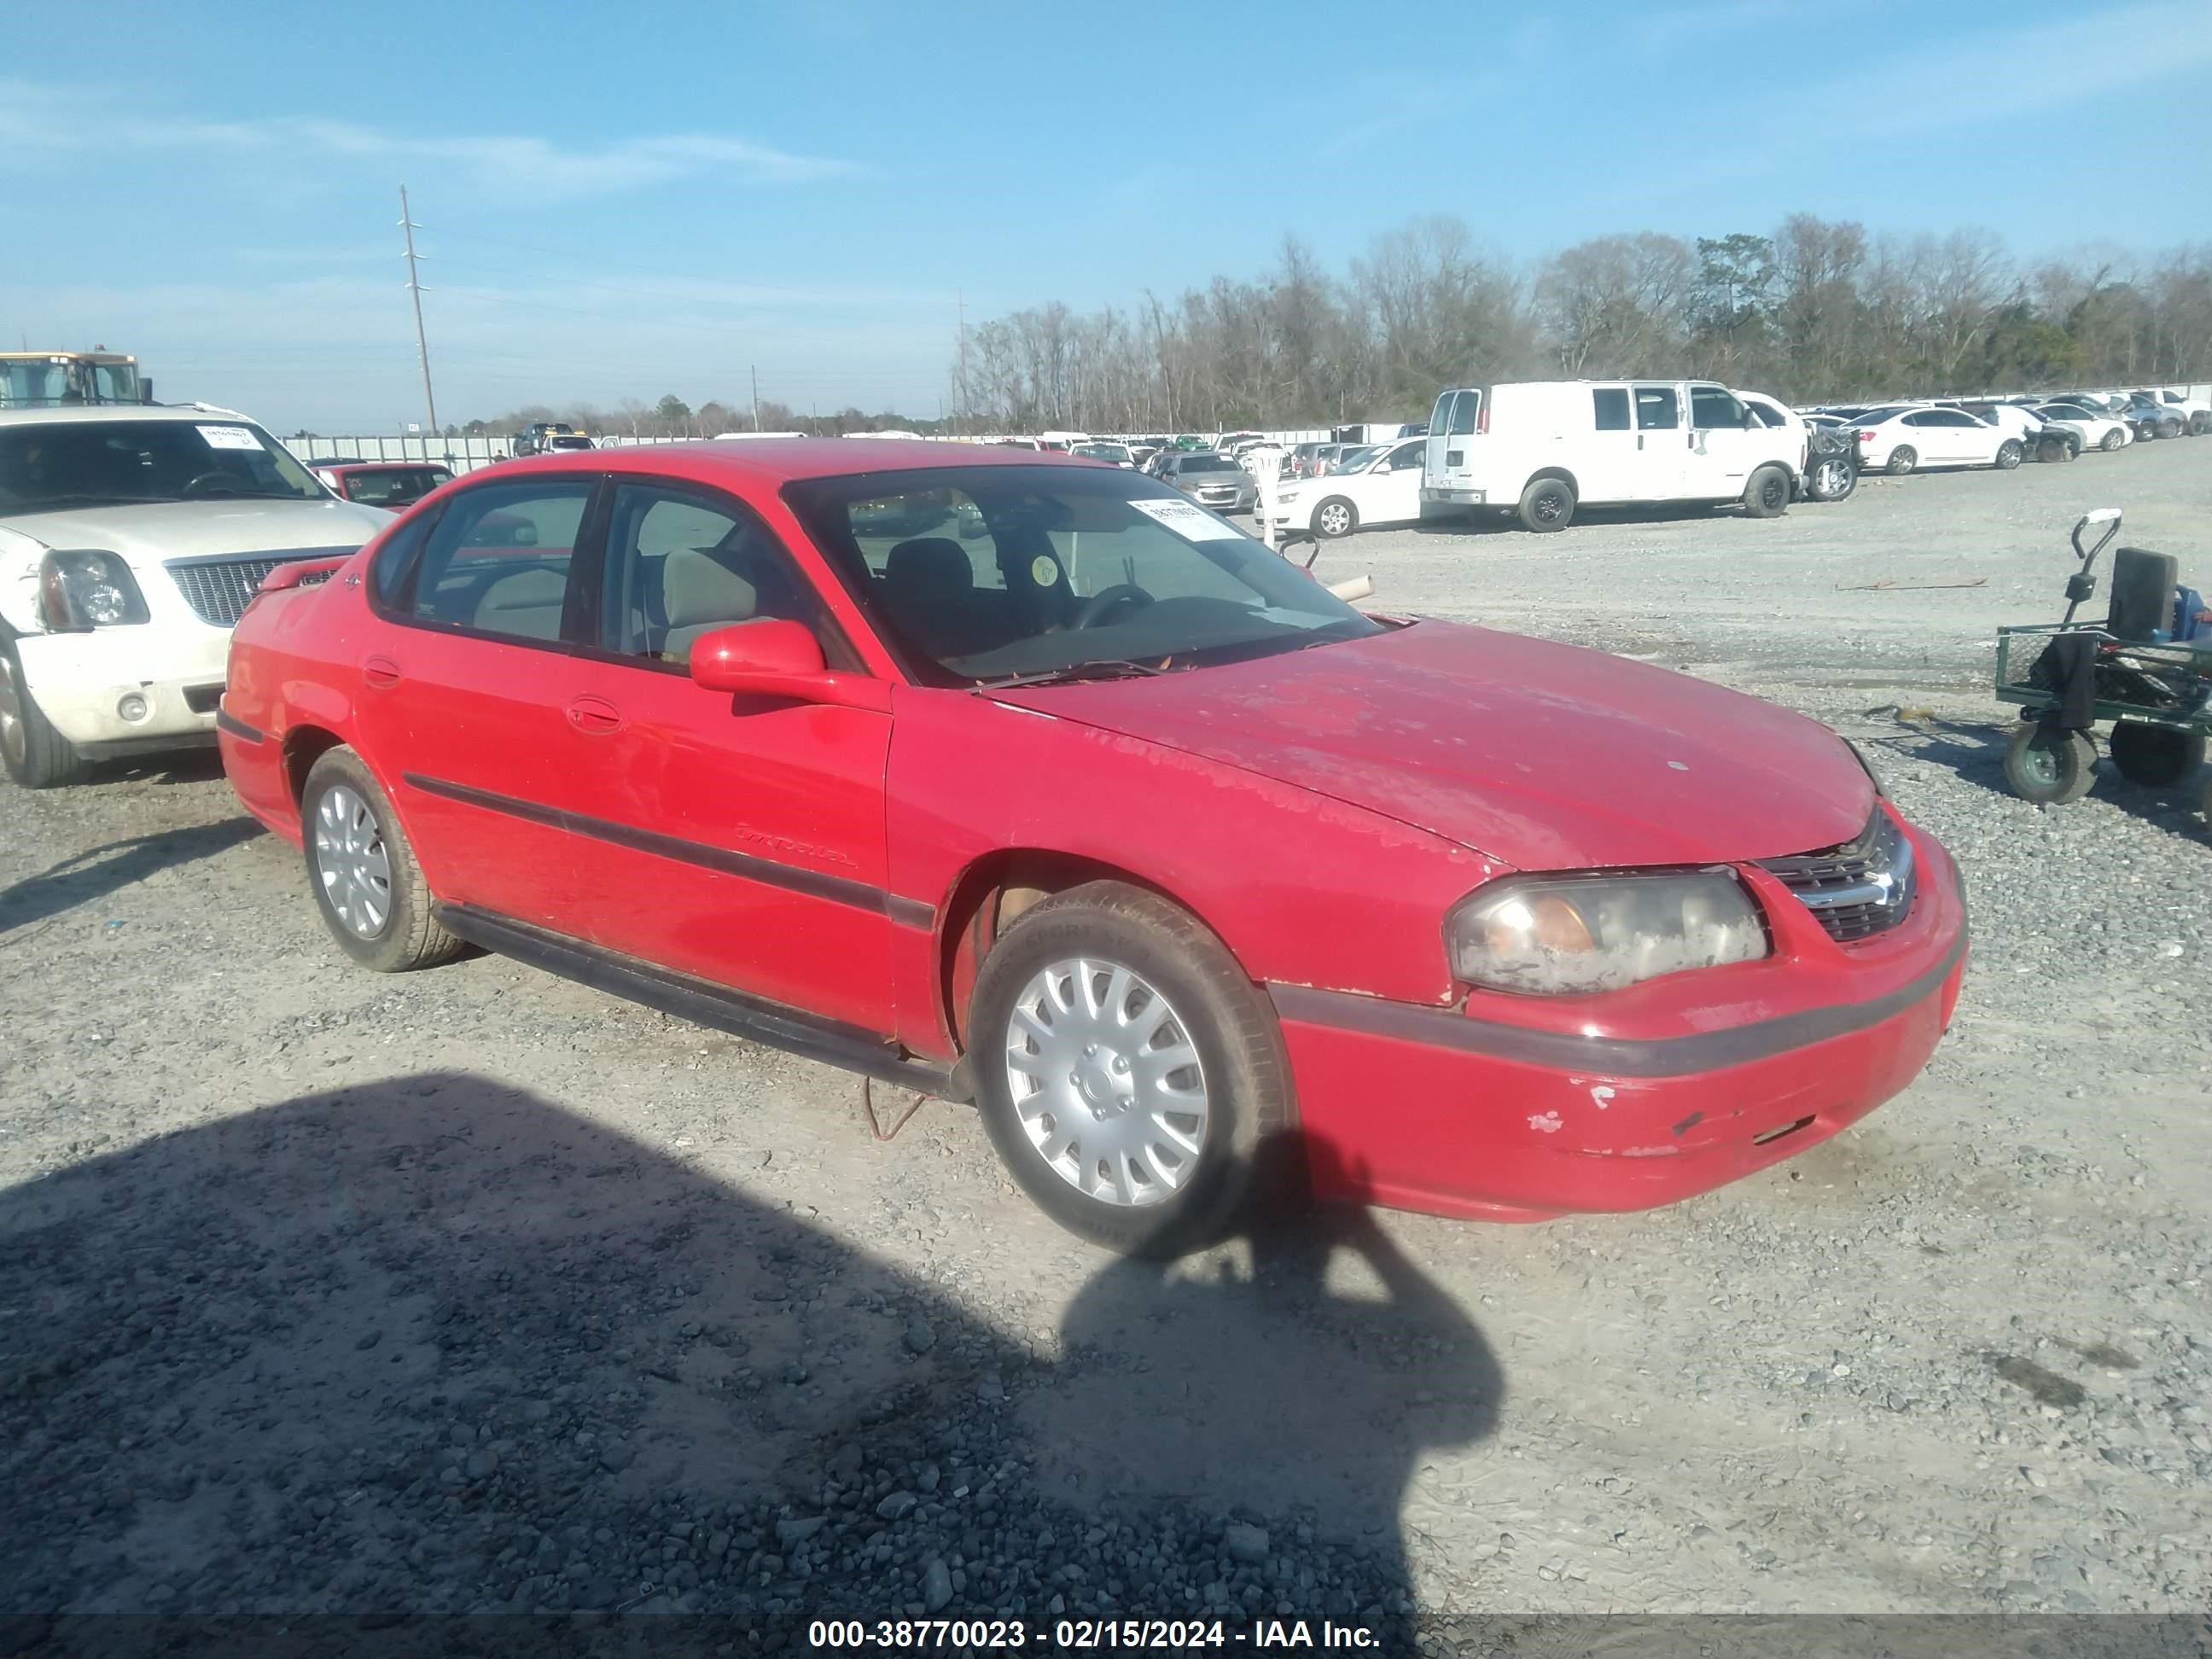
[0,79,862,199]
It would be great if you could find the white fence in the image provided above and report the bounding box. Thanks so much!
[286,434,513,475]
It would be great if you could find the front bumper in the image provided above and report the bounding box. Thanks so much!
[1422,486,1487,505]
[1271,820,1968,1222]
[14,624,229,750]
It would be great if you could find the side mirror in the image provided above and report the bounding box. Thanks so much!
[689,618,889,713]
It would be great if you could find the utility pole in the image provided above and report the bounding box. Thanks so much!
[956,288,968,436]
[751,364,760,432]
[399,186,439,444]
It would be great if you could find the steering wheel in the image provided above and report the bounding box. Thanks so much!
[1072,584,1154,630]
[180,471,243,498]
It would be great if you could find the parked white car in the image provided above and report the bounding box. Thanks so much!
[1422,379,1802,532]
[1272,436,1429,538]
[1845,406,2023,475]
[2030,403,2132,451]
[0,406,387,787]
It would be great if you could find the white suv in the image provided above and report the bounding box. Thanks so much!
[0,406,387,787]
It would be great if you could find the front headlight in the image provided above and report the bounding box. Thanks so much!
[39,550,149,631]
[1446,871,1768,995]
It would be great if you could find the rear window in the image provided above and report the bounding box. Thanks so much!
[1448,392,1481,435]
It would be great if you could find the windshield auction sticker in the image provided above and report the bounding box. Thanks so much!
[1128,497,1243,541]
[195,425,264,451]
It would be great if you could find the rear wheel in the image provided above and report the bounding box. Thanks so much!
[1516,476,1576,533]
[1313,496,1358,539]
[2109,723,2205,789]
[2191,412,2210,436]
[0,630,93,789]
[2102,429,2125,452]
[1886,445,1918,476]
[969,881,1291,1256]
[1994,439,2023,470]
[1807,456,1856,501]
[1742,466,1790,517]
[2037,433,2075,463]
[2004,723,2097,805]
[300,747,465,972]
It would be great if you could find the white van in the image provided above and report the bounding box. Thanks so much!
[1421,381,1802,532]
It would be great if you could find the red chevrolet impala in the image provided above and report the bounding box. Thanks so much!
[218,439,1965,1254]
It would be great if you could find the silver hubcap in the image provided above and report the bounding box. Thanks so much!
[1818,461,1848,494]
[314,783,393,939]
[0,653,26,769]
[1004,957,1209,1208]
[1319,504,1349,535]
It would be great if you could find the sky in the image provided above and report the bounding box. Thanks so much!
[4,0,2209,434]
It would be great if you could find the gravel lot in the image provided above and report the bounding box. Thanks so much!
[3,438,2209,1632]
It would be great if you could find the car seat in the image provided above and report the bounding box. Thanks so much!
[659,546,760,666]
[883,538,981,657]
[472,568,568,640]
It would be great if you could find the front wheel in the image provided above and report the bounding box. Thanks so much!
[2004,723,2097,805]
[1807,456,1856,501]
[1313,496,1358,539]
[1516,476,1576,533]
[969,881,1291,1256]
[2102,429,2124,452]
[1994,439,2023,470]
[2191,412,2211,436]
[1886,445,1918,476]
[0,630,93,789]
[300,747,466,972]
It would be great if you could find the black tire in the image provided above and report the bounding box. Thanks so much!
[1886,445,1918,476]
[0,628,94,789]
[1807,456,1856,501]
[969,881,1292,1257]
[2108,723,2205,789]
[1516,475,1575,533]
[1742,465,1790,517]
[2191,412,2211,436]
[1994,439,2023,470]
[1313,496,1358,539]
[2037,434,2075,463]
[2101,429,2124,452]
[299,747,464,972]
[2004,723,2097,805]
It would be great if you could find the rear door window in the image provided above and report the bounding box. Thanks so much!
[1633,387,1679,429]
[597,483,828,669]
[1448,392,1481,434]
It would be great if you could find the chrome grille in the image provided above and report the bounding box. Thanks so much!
[165,548,359,626]
[1758,810,1916,944]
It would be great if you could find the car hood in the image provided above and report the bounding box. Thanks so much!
[993,621,1873,870]
[0,498,387,568]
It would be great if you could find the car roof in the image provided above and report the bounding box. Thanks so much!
[0,404,261,428]
[477,436,1103,486]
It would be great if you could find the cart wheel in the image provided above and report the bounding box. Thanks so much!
[2109,723,2206,789]
[2004,723,2097,804]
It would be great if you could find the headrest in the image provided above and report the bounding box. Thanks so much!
[476,568,567,613]
[884,538,973,602]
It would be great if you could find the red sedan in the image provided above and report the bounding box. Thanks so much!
[218,439,1965,1254]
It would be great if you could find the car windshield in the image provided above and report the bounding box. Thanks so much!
[1179,454,1238,473]
[341,465,453,507]
[1333,445,1381,469]
[784,464,1382,685]
[0,417,324,512]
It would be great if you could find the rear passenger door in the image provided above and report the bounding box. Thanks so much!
[354,475,603,928]
[1580,387,1639,502]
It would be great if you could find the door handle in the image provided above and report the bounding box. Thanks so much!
[1636,434,1644,450]
[566,695,623,736]
[363,655,400,690]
